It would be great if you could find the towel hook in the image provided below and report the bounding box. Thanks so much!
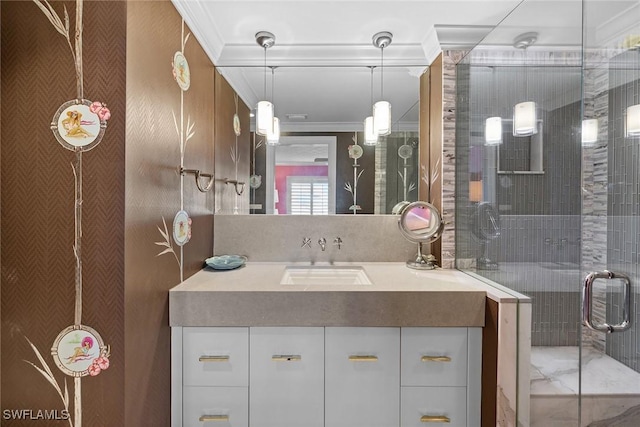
[180,167,214,192]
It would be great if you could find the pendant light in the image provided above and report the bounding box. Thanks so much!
[582,119,598,144]
[364,66,378,145]
[512,32,538,136]
[625,104,640,137]
[255,31,275,136]
[372,32,392,136]
[266,67,280,145]
[485,117,503,145]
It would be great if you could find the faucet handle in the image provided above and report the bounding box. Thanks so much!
[318,237,327,251]
[333,237,343,250]
[302,237,312,248]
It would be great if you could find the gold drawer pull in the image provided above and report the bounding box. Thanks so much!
[272,354,302,361]
[199,355,230,362]
[421,415,450,423]
[421,356,451,362]
[348,355,378,362]
[199,414,229,422]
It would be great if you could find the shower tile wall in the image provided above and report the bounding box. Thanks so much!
[581,55,609,352]
[455,55,583,346]
[605,50,640,372]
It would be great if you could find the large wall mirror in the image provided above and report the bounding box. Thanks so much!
[217,65,423,215]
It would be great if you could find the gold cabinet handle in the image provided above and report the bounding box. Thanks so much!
[199,414,229,422]
[348,355,378,362]
[421,415,450,423]
[421,355,451,362]
[272,354,302,361]
[198,355,230,362]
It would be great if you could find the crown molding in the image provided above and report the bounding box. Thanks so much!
[421,26,443,66]
[171,0,225,64]
[216,67,260,110]
[276,121,419,133]
[594,2,640,48]
[216,43,430,67]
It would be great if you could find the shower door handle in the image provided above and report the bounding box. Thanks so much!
[582,270,631,333]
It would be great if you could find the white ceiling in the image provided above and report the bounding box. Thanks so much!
[171,0,640,131]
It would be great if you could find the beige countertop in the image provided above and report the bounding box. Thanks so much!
[170,262,491,327]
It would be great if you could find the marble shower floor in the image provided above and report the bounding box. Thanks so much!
[531,346,640,396]
[531,346,640,427]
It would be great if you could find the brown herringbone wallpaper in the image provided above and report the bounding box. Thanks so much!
[214,71,251,215]
[1,1,126,426]
[124,1,215,425]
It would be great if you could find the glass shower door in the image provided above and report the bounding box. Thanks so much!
[580,1,640,425]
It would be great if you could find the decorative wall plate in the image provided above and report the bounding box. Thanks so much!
[398,144,413,159]
[51,325,109,377]
[172,51,191,91]
[249,174,262,189]
[51,99,106,152]
[173,210,192,246]
[233,113,241,136]
[348,144,363,159]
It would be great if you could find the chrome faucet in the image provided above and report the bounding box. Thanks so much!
[302,237,312,248]
[318,238,327,251]
[333,237,342,250]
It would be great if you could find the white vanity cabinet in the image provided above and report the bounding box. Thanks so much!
[180,327,249,427]
[249,327,324,427]
[172,326,481,427]
[400,327,482,427]
[325,327,400,427]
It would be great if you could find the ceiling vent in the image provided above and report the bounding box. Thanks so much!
[286,114,308,120]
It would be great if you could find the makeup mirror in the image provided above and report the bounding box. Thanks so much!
[396,201,444,270]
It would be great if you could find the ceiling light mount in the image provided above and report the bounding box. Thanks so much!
[372,31,393,49]
[255,31,276,49]
[513,32,538,49]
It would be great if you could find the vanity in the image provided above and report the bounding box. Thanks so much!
[170,262,487,427]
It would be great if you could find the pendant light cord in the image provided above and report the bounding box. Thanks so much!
[370,66,374,106]
[271,67,275,106]
[380,45,385,100]
[263,46,267,100]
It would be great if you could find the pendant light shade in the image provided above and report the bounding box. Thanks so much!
[255,31,276,137]
[364,116,377,145]
[373,101,391,136]
[485,117,503,145]
[256,101,274,136]
[266,117,280,145]
[626,104,640,137]
[582,119,598,144]
[372,32,393,137]
[513,101,537,136]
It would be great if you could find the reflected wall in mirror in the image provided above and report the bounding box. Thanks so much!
[219,66,422,215]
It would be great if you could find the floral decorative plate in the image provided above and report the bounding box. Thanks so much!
[172,51,191,91]
[398,144,413,159]
[249,174,262,189]
[51,324,110,377]
[51,99,107,152]
[173,210,192,246]
[348,144,363,159]
[233,113,241,136]
[205,255,247,270]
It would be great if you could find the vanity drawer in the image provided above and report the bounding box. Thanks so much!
[325,327,400,427]
[401,386,467,427]
[183,327,248,387]
[183,386,248,427]
[401,327,468,387]
[249,327,324,427]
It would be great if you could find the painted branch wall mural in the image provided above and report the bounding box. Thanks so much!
[155,20,195,283]
[24,1,112,426]
[345,132,365,214]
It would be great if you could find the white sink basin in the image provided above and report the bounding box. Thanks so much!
[280,266,372,286]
